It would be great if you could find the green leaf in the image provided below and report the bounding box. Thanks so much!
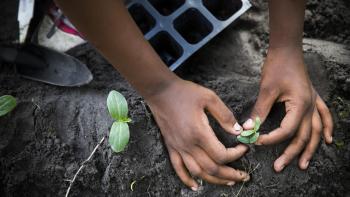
[249,132,260,143]
[0,95,17,117]
[253,116,261,132]
[109,121,130,153]
[107,90,128,121]
[240,130,254,137]
[335,140,345,148]
[120,117,132,123]
[237,135,250,144]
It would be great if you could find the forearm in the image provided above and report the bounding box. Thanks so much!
[55,0,179,99]
[268,0,306,52]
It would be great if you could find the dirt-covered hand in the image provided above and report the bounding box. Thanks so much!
[146,79,250,190]
[243,48,333,172]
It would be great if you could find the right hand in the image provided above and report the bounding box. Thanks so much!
[146,79,250,190]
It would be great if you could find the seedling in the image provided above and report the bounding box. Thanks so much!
[0,95,17,117]
[237,117,261,144]
[335,139,345,149]
[107,90,131,153]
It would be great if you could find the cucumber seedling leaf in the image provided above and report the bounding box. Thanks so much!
[107,90,129,121]
[240,130,254,137]
[0,95,17,117]
[253,116,261,132]
[109,121,130,153]
[237,116,261,144]
[237,135,250,144]
[106,90,132,153]
[249,132,260,143]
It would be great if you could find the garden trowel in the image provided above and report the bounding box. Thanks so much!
[0,44,93,87]
[1,0,92,87]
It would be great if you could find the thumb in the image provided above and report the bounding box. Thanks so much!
[205,91,242,135]
[243,87,278,130]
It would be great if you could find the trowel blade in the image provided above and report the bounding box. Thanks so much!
[16,44,93,87]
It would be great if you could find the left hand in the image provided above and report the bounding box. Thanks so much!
[243,47,333,172]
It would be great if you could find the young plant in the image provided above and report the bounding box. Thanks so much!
[237,117,261,144]
[107,90,131,153]
[0,95,17,117]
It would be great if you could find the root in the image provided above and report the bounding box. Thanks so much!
[65,136,106,197]
[234,162,261,197]
[234,182,245,197]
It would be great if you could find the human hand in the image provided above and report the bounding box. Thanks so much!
[146,79,250,190]
[243,47,333,172]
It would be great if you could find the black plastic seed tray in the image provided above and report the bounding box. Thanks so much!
[127,0,251,71]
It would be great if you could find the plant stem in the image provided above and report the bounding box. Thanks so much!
[65,136,106,197]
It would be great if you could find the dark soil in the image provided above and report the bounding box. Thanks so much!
[1,0,349,197]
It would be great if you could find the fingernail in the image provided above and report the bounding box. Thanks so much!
[329,136,333,143]
[243,174,250,182]
[227,181,235,186]
[191,187,198,191]
[304,161,309,168]
[239,171,250,182]
[279,164,285,171]
[243,118,254,129]
[233,122,243,134]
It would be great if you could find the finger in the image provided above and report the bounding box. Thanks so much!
[198,126,249,164]
[316,95,333,144]
[182,153,239,186]
[256,103,306,145]
[273,114,312,172]
[191,147,250,182]
[299,108,322,170]
[243,86,278,130]
[168,148,198,190]
[205,91,242,135]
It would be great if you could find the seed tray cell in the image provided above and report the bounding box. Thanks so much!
[127,0,251,70]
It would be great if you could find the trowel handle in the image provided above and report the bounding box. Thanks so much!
[0,46,46,69]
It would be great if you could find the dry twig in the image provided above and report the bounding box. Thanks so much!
[65,136,106,197]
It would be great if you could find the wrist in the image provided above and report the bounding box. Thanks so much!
[267,44,303,57]
[265,45,304,66]
[141,75,183,102]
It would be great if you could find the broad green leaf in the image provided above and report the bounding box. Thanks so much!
[240,130,254,137]
[109,121,130,153]
[107,90,128,121]
[237,135,250,144]
[0,95,17,117]
[253,116,261,132]
[249,132,260,143]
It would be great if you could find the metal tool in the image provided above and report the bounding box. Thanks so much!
[0,44,92,87]
[3,0,93,87]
